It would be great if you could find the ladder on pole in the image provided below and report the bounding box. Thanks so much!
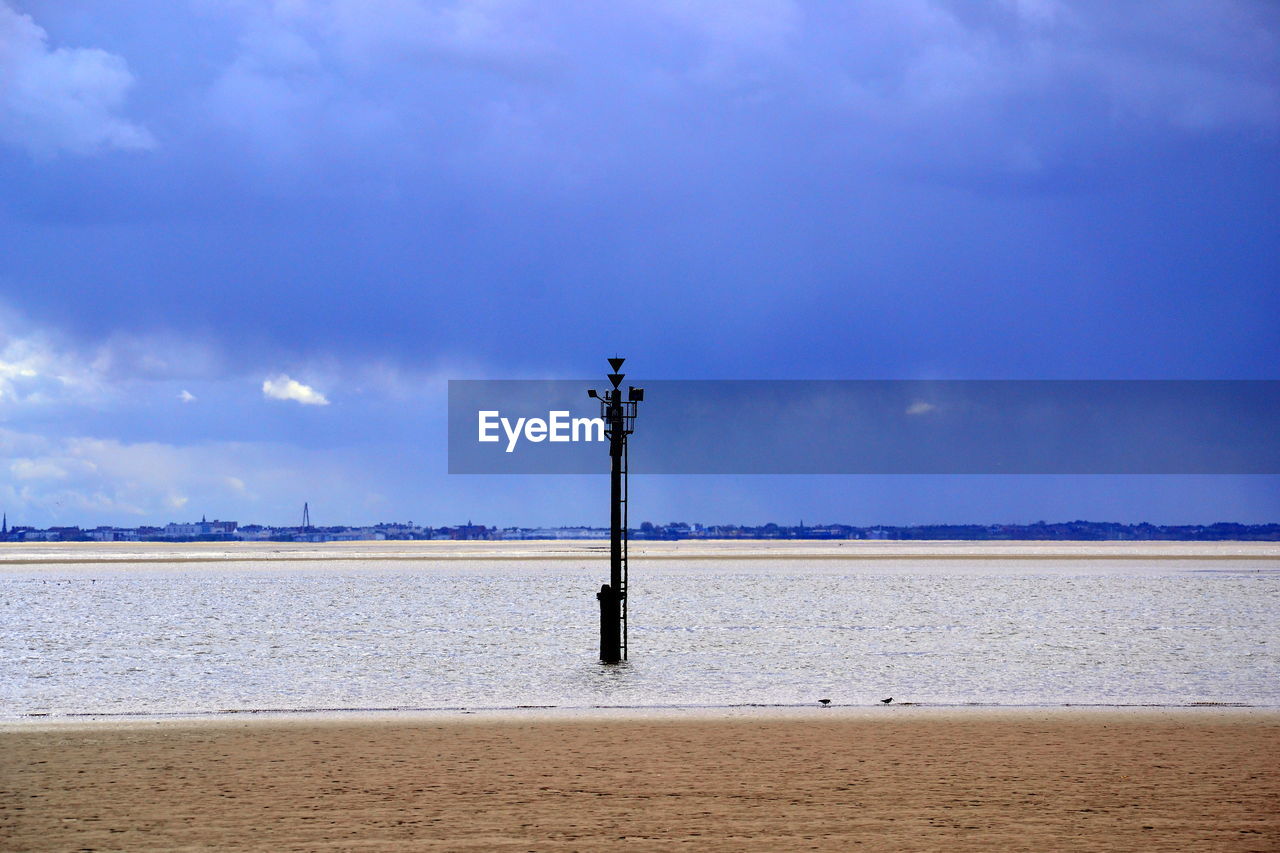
[620,436,629,659]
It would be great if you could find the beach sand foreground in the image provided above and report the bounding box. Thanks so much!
[2,710,1277,851]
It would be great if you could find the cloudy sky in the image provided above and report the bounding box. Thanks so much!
[1,0,1276,529]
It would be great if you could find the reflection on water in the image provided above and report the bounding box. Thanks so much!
[2,557,1277,717]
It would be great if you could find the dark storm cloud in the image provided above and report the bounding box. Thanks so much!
[3,0,1275,376]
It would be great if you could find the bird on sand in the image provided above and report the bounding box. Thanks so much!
[818,698,831,706]
[880,697,893,704]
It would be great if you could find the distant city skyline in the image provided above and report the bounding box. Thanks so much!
[5,513,1277,544]
[1,2,1276,529]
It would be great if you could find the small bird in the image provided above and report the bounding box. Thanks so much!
[818,698,831,706]
[880,697,893,705]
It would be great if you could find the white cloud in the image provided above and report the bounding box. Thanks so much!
[10,458,70,480]
[0,307,234,416]
[262,374,329,405]
[0,2,155,157]
[0,322,103,407]
[906,400,937,415]
[0,430,246,523]
[0,427,394,527]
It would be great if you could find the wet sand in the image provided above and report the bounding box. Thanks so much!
[3,709,1277,851]
[3,538,1277,566]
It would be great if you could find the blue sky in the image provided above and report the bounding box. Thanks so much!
[0,0,1276,528]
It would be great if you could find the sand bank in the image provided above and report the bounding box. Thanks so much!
[3,709,1277,851]
[2,538,1277,566]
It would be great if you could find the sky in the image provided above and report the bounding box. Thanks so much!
[0,0,1277,529]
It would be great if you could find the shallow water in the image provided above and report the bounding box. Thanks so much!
[2,555,1277,718]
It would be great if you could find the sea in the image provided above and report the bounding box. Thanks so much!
[2,542,1277,720]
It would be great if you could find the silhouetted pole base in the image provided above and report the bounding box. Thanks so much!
[597,583,621,663]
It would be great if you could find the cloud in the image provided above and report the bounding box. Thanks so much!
[90,331,224,382]
[0,308,220,411]
[0,2,155,157]
[0,426,422,527]
[906,401,937,415]
[10,458,71,480]
[0,319,103,407]
[187,0,1277,190]
[262,374,329,405]
[0,429,252,523]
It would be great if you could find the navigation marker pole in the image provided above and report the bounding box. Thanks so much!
[588,358,643,663]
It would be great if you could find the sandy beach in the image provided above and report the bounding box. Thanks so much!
[2,709,1277,851]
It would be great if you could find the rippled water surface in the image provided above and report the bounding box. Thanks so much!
[3,553,1277,717]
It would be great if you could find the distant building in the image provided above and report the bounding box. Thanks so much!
[161,516,238,539]
[87,526,140,542]
[544,526,607,540]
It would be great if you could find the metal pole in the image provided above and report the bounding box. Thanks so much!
[610,391,623,595]
[598,389,624,663]
[591,359,639,665]
[597,581,620,662]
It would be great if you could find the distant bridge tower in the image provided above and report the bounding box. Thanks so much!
[302,502,311,530]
